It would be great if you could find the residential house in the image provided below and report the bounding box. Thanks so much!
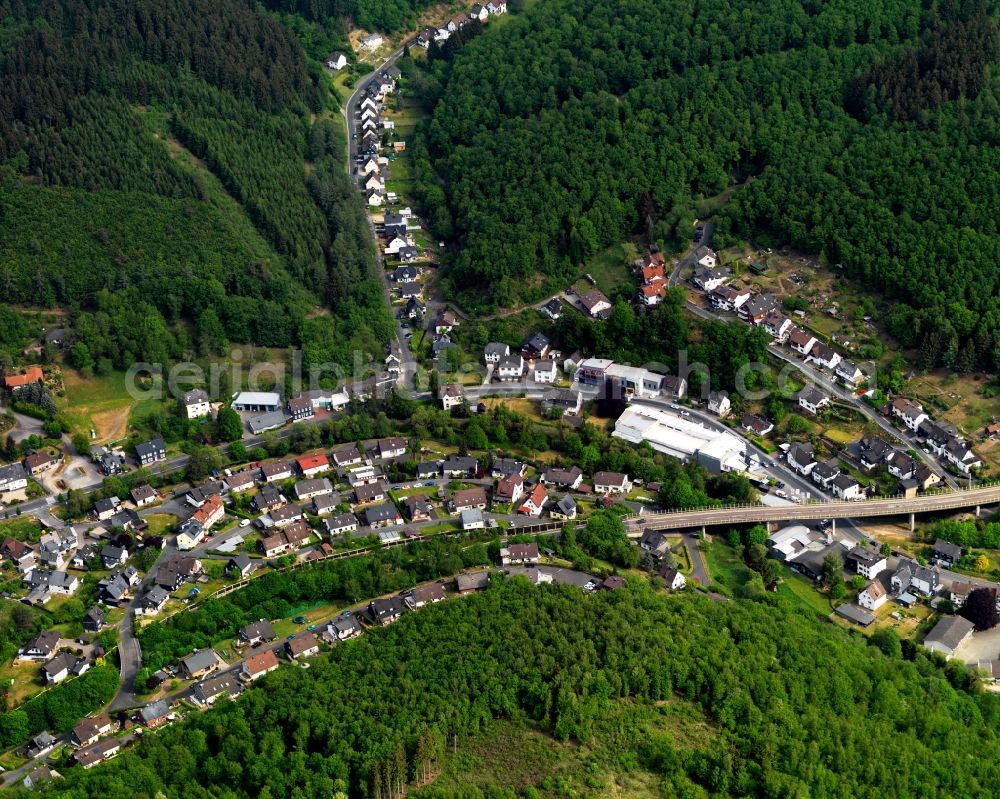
[533,360,557,384]
[286,632,321,659]
[333,445,364,469]
[886,452,917,480]
[139,700,171,728]
[541,388,583,416]
[933,539,963,567]
[326,51,348,69]
[82,606,105,633]
[694,266,731,293]
[42,652,78,684]
[297,453,330,478]
[2,366,43,392]
[377,437,408,460]
[461,508,486,530]
[239,619,276,646]
[548,494,577,520]
[788,329,817,356]
[404,583,446,610]
[363,503,402,528]
[242,650,280,681]
[518,483,548,517]
[193,673,242,706]
[130,484,157,507]
[857,436,893,471]
[451,487,488,512]
[762,310,793,340]
[260,460,294,484]
[101,544,128,570]
[709,285,751,312]
[810,460,840,490]
[593,471,630,494]
[415,462,440,479]
[368,596,406,625]
[268,503,304,529]
[354,480,388,505]
[911,565,940,595]
[501,543,540,566]
[707,390,731,417]
[491,458,527,479]
[402,495,433,522]
[858,580,888,611]
[944,439,982,474]
[135,436,166,466]
[253,484,284,514]
[325,513,360,540]
[890,397,927,432]
[808,342,842,370]
[247,410,288,435]
[576,357,614,385]
[287,396,314,421]
[328,613,363,641]
[846,545,886,579]
[456,572,490,594]
[94,496,121,521]
[541,466,583,490]
[432,310,459,335]
[139,586,170,615]
[798,387,830,415]
[543,298,563,319]
[950,581,974,608]
[786,443,817,476]
[497,354,525,381]
[739,294,778,324]
[23,450,56,476]
[183,389,211,419]
[494,472,526,505]
[226,554,255,579]
[522,331,551,360]
[660,565,686,590]
[579,289,612,318]
[442,455,478,478]
[741,413,774,436]
[440,383,465,410]
[639,529,671,559]
[226,470,257,494]
[832,474,864,500]
[294,478,333,503]
[181,649,220,680]
[484,342,510,365]
[836,360,865,387]
[73,712,114,747]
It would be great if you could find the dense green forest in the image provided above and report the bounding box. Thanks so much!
[412,0,1000,371]
[0,0,391,371]
[21,579,1000,798]
[261,0,442,37]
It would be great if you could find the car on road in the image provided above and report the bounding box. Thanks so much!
[679,410,691,417]
[306,625,316,632]
[669,404,679,410]
[425,481,435,487]
[776,481,785,489]
[239,519,251,528]
[286,634,296,640]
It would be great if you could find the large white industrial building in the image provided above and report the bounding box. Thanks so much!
[612,405,748,473]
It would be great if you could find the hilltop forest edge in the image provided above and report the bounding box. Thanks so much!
[409,0,1000,373]
[8,577,1000,798]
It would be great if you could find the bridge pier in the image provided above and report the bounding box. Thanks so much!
[976,505,981,518]
[831,518,836,535]
[909,513,915,532]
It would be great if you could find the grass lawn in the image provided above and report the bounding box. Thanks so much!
[59,369,138,443]
[581,241,637,295]
[0,517,43,542]
[143,513,178,538]
[776,572,833,617]
[0,658,46,709]
[701,540,751,593]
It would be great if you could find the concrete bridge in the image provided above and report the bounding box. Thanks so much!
[624,483,1000,535]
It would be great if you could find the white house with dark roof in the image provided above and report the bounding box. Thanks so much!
[798,387,830,415]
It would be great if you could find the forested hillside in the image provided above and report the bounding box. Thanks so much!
[0,0,391,369]
[414,0,1000,371]
[24,579,1000,798]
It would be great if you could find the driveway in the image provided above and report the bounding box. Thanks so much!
[683,535,710,585]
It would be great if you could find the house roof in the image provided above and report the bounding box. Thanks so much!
[139,700,170,724]
[579,290,611,312]
[3,366,44,388]
[934,539,963,559]
[286,631,319,656]
[925,615,975,651]
[182,648,219,675]
[297,453,329,472]
[594,471,627,487]
[243,649,279,676]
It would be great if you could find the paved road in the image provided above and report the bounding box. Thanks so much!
[626,483,1000,533]
[682,535,710,585]
[678,293,959,489]
[668,221,713,288]
[343,46,419,396]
